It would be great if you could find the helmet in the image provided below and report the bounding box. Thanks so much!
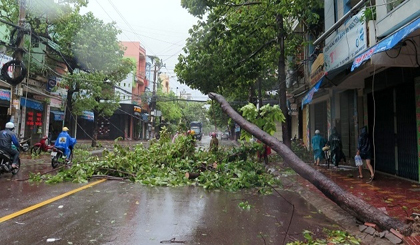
[190,130,195,135]
[5,122,14,129]
[315,129,320,134]
[211,132,216,137]
[62,127,69,131]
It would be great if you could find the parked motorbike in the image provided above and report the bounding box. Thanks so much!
[51,147,73,169]
[19,137,31,152]
[0,149,20,176]
[31,136,54,155]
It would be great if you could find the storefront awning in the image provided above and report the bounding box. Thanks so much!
[351,17,420,71]
[21,97,43,111]
[51,111,65,121]
[301,76,324,109]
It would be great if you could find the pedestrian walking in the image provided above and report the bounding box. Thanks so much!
[209,132,219,153]
[311,129,327,166]
[328,127,343,167]
[357,126,375,182]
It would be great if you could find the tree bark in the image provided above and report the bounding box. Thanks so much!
[185,172,200,180]
[209,92,412,235]
[276,14,291,148]
[91,111,98,147]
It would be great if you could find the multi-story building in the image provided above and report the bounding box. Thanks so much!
[297,0,420,182]
[104,41,148,140]
[159,73,170,94]
[0,26,67,145]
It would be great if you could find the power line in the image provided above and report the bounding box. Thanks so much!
[116,27,186,47]
[94,0,145,54]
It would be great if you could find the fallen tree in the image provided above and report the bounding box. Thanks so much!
[209,92,412,235]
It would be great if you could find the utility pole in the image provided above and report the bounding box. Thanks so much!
[149,59,165,139]
[11,0,26,137]
[150,63,157,139]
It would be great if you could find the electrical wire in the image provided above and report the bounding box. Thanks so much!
[94,0,145,55]
[385,45,402,58]
[404,39,420,67]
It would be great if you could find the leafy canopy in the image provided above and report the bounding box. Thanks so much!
[176,0,322,97]
[240,103,285,141]
[58,11,134,117]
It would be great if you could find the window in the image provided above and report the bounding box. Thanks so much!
[387,0,406,12]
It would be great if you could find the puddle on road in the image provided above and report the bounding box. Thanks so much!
[118,186,339,244]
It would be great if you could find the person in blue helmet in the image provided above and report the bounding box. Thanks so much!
[0,122,20,169]
[54,126,76,162]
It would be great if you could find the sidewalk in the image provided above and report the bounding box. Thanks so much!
[308,163,420,244]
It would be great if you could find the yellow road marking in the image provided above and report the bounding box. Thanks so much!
[0,179,106,223]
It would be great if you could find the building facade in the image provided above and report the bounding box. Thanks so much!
[297,0,420,182]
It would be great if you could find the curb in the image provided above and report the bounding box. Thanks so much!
[266,163,395,245]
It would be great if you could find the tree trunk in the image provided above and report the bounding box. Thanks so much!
[66,89,73,130]
[185,172,200,180]
[91,112,98,148]
[248,83,255,105]
[276,14,291,148]
[258,77,263,109]
[208,92,412,235]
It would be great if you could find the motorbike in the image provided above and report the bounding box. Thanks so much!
[31,136,54,155]
[19,137,31,152]
[0,148,21,176]
[51,146,73,169]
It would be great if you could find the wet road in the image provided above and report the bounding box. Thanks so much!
[0,140,341,245]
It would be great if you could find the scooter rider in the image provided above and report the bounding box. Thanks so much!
[0,122,20,169]
[54,127,76,162]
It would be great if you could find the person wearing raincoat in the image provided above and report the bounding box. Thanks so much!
[328,127,343,167]
[54,127,76,162]
[311,129,327,166]
[209,132,219,153]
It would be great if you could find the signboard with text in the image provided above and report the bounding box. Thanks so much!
[134,106,141,116]
[323,8,367,72]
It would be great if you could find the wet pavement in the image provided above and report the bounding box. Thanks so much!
[0,141,344,245]
[2,139,420,244]
[0,175,340,244]
[312,164,420,221]
[295,162,420,244]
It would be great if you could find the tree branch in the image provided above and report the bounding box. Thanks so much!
[226,2,262,7]
[235,39,276,67]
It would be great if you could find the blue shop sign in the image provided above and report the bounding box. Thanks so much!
[81,111,94,121]
[21,97,44,111]
[0,89,10,101]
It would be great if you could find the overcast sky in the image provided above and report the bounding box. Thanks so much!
[81,0,207,100]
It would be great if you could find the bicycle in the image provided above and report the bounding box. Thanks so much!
[323,145,331,168]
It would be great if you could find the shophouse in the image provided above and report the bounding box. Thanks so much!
[0,40,65,145]
[299,0,420,181]
[107,41,148,140]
